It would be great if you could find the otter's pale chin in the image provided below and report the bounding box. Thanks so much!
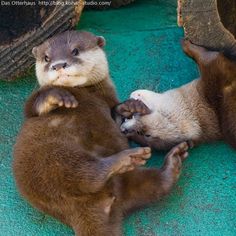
[52,75,88,87]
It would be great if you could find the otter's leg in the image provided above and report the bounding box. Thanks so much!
[24,87,78,118]
[182,40,219,64]
[105,147,151,178]
[61,147,151,194]
[73,221,122,236]
[115,142,189,214]
[221,91,236,149]
[72,204,122,236]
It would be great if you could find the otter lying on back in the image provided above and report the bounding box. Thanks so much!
[118,40,236,150]
[13,31,189,236]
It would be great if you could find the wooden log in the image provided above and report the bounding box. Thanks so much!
[0,0,84,81]
[178,0,236,51]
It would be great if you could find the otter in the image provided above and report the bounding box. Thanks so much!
[13,31,189,236]
[117,40,236,150]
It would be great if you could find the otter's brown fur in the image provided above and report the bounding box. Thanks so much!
[13,31,189,236]
[183,40,236,149]
[117,41,236,150]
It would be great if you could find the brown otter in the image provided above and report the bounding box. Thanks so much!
[13,31,189,236]
[117,40,236,150]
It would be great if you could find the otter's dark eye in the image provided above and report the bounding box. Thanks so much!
[145,134,151,138]
[44,55,50,62]
[72,48,79,56]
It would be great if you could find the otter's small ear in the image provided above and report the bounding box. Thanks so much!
[32,46,38,58]
[97,36,106,47]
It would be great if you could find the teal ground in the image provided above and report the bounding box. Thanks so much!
[0,0,235,235]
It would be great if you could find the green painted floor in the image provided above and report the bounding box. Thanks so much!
[0,0,235,235]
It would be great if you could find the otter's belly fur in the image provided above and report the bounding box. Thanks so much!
[13,92,128,223]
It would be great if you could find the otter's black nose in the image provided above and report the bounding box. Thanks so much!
[52,62,68,71]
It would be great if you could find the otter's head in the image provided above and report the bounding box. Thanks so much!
[32,31,108,87]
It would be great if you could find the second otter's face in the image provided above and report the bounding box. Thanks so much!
[32,31,108,87]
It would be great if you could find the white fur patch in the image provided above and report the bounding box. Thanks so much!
[120,117,137,132]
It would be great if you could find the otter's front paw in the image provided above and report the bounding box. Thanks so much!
[111,147,151,175]
[35,88,78,115]
[116,99,151,118]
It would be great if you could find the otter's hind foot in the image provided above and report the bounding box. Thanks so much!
[181,39,219,64]
[181,39,207,60]
[160,142,189,192]
[109,147,151,176]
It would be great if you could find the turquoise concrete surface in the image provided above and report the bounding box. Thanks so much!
[0,0,235,235]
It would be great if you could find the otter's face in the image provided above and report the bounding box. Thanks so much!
[32,31,108,87]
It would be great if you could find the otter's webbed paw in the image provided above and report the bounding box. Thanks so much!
[108,147,151,177]
[35,88,78,115]
[161,142,189,189]
[116,99,151,118]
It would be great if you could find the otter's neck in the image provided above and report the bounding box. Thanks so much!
[76,76,119,108]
